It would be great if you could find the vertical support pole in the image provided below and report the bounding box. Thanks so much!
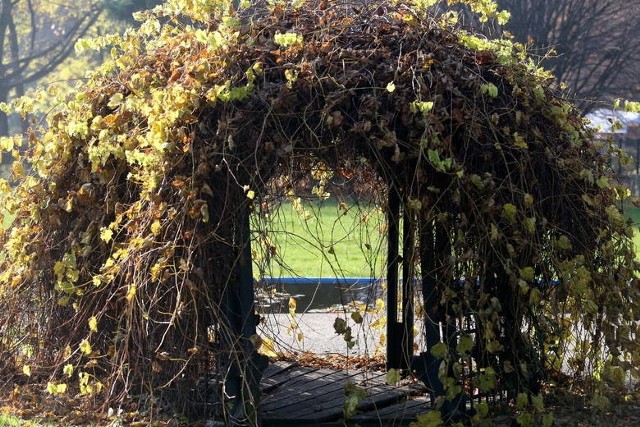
[401,208,415,370]
[386,187,413,371]
[386,186,401,370]
[414,218,444,401]
[221,199,267,426]
[237,201,257,349]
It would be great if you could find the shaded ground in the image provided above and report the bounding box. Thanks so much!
[2,354,638,426]
[2,312,638,425]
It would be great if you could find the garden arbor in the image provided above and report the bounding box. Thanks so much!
[0,1,638,425]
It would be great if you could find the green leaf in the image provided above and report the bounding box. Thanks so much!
[456,334,474,354]
[46,382,67,395]
[516,412,534,427]
[333,317,348,335]
[478,367,497,391]
[523,216,536,234]
[623,100,640,112]
[502,203,517,223]
[523,193,534,206]
[531,393,544,413]
[519,266,535,281]
[486,339,503,353]
[344,381,366,418]
[413,410,442,427]
[496,10,510,25]
[386,368,401,385]
[409,101,434,115]
[596,176,609,188]
[351,311,363,324]
[100,227,113,243]
[476,401,489,418]
[429,342,448,359]
[542,413,554,427]
[513,132,527,149]
[480,83,498,98]
[555,234,572,250]
[516,392,529,409]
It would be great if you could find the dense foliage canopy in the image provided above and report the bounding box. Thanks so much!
[0,0,637,423]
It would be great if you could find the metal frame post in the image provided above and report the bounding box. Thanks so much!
[386,186,413,371]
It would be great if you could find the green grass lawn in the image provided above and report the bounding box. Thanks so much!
[0,414,21,427]
[253,199,386,278]
[262,201,640,279]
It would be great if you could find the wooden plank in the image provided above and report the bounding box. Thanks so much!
[260,366,429,425]
[261,361,297,381]
[290,370,389,410]
[261,365,318,394]
[263,370,386,422]
[351,395,432,423]
[261,369,356,411]
[278,374,418,421]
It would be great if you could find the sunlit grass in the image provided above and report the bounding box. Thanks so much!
[253,199,386,278]
[0,414,23,426]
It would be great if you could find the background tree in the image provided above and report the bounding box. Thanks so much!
[496,0,640,112]
[103,0,163,23]
[0,0,102,137]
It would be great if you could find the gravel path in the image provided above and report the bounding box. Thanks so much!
[258,312,384,355]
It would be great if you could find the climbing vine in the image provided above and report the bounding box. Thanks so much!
[0,0,637,423]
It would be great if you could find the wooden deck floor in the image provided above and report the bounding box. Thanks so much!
[260,362,433,426]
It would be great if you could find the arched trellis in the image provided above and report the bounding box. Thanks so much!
[1,2,636,426]
[186,5,619,418]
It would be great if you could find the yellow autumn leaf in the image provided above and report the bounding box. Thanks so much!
[63,364,74,377]
[200,203,209,222]
[100,227,113,243]
[46,382,67,395]
[150,220,162,236]
[22,365,31,377]
[107,92,124,108]
[79,339,92,355]
[257,336,278,358]
[126,284,137,302]
[88,316,98,332]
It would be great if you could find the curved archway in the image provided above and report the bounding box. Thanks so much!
[0,1,636,424]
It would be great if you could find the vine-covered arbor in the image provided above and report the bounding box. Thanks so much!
[0,0,638,425]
